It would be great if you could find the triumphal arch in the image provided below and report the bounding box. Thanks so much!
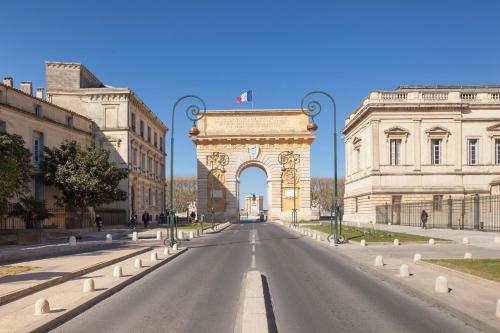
[192,109,315,222]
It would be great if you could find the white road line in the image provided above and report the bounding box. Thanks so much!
[252,245,255,253]
[251,239,255,244]
[251,255,256,268]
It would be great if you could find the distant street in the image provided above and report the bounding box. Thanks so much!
[52,222,478,333]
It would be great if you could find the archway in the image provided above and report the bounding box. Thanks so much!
[193,109,315,222]
[237,162,269,222]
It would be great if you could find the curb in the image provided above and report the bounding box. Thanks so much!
[0,246,153,306]
[27,247,188,333]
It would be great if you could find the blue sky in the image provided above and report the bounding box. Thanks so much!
[2,0,499,208]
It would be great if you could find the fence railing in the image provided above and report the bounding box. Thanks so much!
[0,206,127,230]
[376,195,500,232]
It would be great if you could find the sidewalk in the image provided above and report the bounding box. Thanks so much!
[346,222,500,250]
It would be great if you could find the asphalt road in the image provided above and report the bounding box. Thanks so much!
[52,222,479,333]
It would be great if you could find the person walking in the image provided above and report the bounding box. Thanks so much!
[95,214,103,232]
[420,209,428,229]
[142,211,149,228]
[128,214,137,229]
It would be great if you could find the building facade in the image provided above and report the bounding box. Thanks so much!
[0,77,93,210]
[45,62,167,220]
[243,194,264,216]
[343,85,500,223]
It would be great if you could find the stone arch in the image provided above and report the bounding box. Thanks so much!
[193,109,315,223]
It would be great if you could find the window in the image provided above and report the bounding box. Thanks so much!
[154,132,157,148]
[148,188,152,207]
[468,139,478,165]
[0,120,6,133]
[34,104,42,117]
[159,137,163,152]
[33,131,44,164]
[154,161,158,177]
[389,139,401,165]
[160,163,164,180]
[141,153,146,171]
[433,195,443,211]
[133,148,138,166]
[66,115,74,128]
[140,120,144,138]
[131,113,136,131]
[147,126,151,143]
[148,157,153,173]
[356,148,361,171]
[355,197,359,213]
[496,139,500,165]
[431,139,441,165]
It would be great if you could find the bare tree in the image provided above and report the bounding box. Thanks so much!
[165,176,197,213]
[310,177,345,215]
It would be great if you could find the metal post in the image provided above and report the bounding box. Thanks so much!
[301,91,341,243]
[168,95,206,247]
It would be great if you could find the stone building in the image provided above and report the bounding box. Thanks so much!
[343,85,500,223]
[243,194,264,216]
[45,62,167,219]
[0,77,93,210]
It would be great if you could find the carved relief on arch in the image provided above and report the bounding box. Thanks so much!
[206,152,229,171]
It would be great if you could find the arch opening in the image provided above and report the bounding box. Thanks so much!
[237,162,269,222]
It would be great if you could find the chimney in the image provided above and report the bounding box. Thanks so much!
[36,87,45,100]
[3,76,13,87]
[20,81,33,95]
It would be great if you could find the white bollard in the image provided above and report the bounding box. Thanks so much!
[435,276,448,293]
[462,237,469,245]
[496,299,500,318]
[189,231,194,240]
[375,255,384,267]
[317,235,322,242]
[329,240,335,247]
[360,239,366,247]
[156,231,162,240]
[413,253,422,262]
[177,231,184,240]
[399,264,410,278]
[150,251,158,262]
[34,298,50,315]
[83,278,95,293]
[69,236,77,246]
[113,265,123,278]
[428,238,435,245]
[393,239,400,246]
[164,246,170,256]
[105,234,112,243]
[172,243,178,251]
[495,236,500,244]
[132,232,138,242]
[464,252,472,259]
[134,258,142,268]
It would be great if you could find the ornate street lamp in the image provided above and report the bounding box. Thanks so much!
[279,151,300,226]
[168,95,206,247]
[301,91,344,244]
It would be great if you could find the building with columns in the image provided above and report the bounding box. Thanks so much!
[45,62,167,220]
[343,85,500,223]
[244,194,264,216]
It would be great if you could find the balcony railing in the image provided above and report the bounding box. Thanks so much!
[381,92,407,100]
[422,92,448,100]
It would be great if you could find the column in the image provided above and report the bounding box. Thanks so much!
[371,120,380,171]
[454,119,462,171]
[413,119,422,171]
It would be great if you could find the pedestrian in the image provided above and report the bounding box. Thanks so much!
[129,214,137,229]
[421,209,428,229]
[190,211,196,223]
[159,212,165,225]
[95,214,103,232]
[142,211,149,228]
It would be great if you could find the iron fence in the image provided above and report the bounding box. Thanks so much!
[376,195,500,232]
[0,205,127,230]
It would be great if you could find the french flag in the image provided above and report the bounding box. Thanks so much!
[236,90,252,104]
